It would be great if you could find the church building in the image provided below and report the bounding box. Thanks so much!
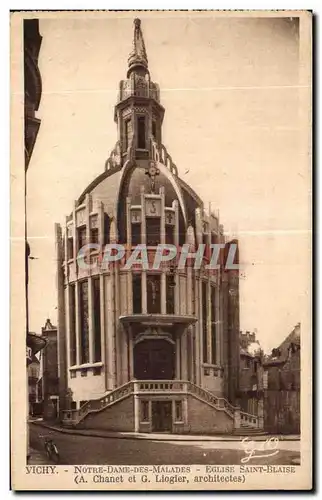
[57,19,260,434]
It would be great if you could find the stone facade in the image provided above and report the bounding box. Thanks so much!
[56,19,244,434]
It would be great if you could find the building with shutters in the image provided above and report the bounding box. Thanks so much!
[57,19,260,434]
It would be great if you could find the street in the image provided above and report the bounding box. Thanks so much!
[29,425,300,466]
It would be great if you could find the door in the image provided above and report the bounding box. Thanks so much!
[134,340,175,380]
[152,401,172,432]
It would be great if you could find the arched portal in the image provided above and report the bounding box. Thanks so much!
[133,339,175,380]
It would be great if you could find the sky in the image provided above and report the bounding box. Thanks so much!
[26,12,310,353]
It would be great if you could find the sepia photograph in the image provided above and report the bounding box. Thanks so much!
[11,9,312,490]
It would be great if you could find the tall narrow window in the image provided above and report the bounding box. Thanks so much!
[165,225,175,245]
[67,237,74,260]
[132,274,142,313]
[124,118,132,151]
[79,280,89,364]
[175,401,182,421]
[166,275,175,314]
[211,287,216,365]
[202,281,208,363]
[131,223,141,246]
[104,214,110,245]
[146,217,161,246]
[147,274,161,314]
[69,284,76,366]
[77,226,86,252]
[137,116,146,149]
[90,227,99,245]
[93,278,101,362]
[141,401,149,422]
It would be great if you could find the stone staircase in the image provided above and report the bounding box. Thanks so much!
[61,380,261,433]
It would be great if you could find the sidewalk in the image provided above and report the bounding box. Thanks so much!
[31,420,300,442]
[27,447,49,465]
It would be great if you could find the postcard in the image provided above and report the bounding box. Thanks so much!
[10,9,312,491]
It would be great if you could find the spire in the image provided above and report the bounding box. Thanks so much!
[127,18,148,77]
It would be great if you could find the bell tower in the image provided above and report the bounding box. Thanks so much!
[115,18,165,162]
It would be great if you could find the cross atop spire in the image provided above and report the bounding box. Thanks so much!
[127,18,149,77]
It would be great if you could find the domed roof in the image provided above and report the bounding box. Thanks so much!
[121,164,181,207]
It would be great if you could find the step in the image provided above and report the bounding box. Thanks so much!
[233,429,266,436]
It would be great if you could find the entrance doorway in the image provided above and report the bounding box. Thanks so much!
[152,401,172,432]
[134,339,175,380]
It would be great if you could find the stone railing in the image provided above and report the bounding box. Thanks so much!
[186,381,237,419]
[61,381,134,427]
[240,410,259,428]
[105,140,122,172]
[134,380,186,392]
[151,138,178,177]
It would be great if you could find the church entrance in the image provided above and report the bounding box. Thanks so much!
[133,339,175,380]
[151,401,172,432]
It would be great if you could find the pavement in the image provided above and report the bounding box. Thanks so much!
[29,424,300,466]
[27,447,49,465]
[31,419,300,442]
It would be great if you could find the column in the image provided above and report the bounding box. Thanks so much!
[134,384,140,432]
[194,277,201,385]
[72,203,77,274]
[175,336,181,379]
[161,272,166,314]
[75,282,80,366]
[114,265,121,386]
[88,276,94,363]
[105,274,115,389]
[183,396,188,428]
[186,266,193,380]
[207,279,211,364]
[129,326,134,380]
[65,284,71,370]
[181,330,188,380]
[99,274,108,391]
[258,398,264,429]
[234,407,241,429]
[215,286,221,366]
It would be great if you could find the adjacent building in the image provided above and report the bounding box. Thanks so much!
[56,19,259,434]
[263,323,301,434]
[40,319,59,420]
[238,330,264,429]
[27,352,40,416]
[24,19,46,362]
[24,18,46,458]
